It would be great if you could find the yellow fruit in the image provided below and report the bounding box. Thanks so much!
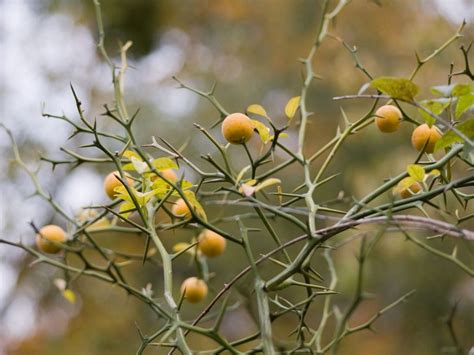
[104,171,133,199]
[395,177,422,199]
[181,277,208,303]
[374,105,401,133]
[36,225,66,254]
[221,113,254,144]
[172,198,191,219]
[411,124,442,153]
[198,229,226,257]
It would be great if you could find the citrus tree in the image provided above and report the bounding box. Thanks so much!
[1,0,473,353]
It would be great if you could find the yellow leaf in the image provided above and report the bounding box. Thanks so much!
[407,164,425,182]
[235,165,251,186]
[285,96,301,120]
[119,201,136,217]
[428,169,440,177]
[123,150,142,161]
[184,191,207,221]
[62,289,76,304]
[254,178,281,193]
[247,104,269,118]
[152,157,178,171]
[173,242,191,253]
[252,120,271,143]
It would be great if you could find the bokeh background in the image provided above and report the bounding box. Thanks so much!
[1,0,473,354]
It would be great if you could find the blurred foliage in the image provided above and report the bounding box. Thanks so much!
[3,0,473,354]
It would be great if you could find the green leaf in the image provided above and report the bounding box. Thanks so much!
[152,157,178,171]
[285,96,301,120]
[418,100,450,126]
[407,164,425,182]
[452,83,471,97]
[455,93,474,119]
[434,118,474,151]
[247,104,269,119]
[252,120,271,144]
[371,77,419,101]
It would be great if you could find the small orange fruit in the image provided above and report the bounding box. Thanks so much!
[36,225,66,254]
[160,169,177,183]
[411,124,442,153]
[198,229,226,257]
[104,171,133,199]
[374,105,402,133]
[181,277,208,303]
[394,177,422,199]
[172,198,191,219]
[221,113,254,144]
[152,169,177,184]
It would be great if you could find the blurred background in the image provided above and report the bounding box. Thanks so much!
[0,0,473,354]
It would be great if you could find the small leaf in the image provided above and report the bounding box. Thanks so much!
[371,77,419,101]
[235,165,251,186]
[245,179,257,186]
[119,201,136,217]
[285,96,301,120]
[247,104,269,119]
[407,164,425,182]
[62,289,76,304]
[252,120,271,143]
[418,100,450,126]
[254,178,281,193]
[123,150,142,160]
[428,169,440,177]
[152,157,178,171]
[455,93,474,119]
[173,242,193,253]
[179,180,194,191]
[435,118,474,151]
[184,191,207,221]
[452,83,471,97]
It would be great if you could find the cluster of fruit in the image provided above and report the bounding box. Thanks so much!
[375,105,444,199]
[375,104,442,153]
[35,148,232,304]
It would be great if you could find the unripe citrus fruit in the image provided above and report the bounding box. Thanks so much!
[181,277,208,303]
[221,113,254,144]
[411,124,442,153]
[36,225,66,254]
[172,198,191,219]
[395,177,422,199]
[374,105,401,133]
[198,229,226,257]
[104,171,133,199]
